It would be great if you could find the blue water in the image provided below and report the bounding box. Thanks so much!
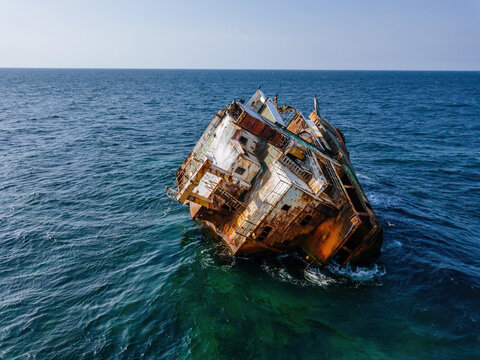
[0,69,479,359]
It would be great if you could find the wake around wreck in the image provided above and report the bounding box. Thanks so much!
[167,89,383,266]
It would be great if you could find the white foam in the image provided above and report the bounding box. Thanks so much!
[328,262,386,282]
[385,239,403,249]
[357,172,371,181]
[304,269,338,287]
[262,264,303,285]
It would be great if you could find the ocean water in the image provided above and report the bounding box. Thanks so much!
[0,69,479,359]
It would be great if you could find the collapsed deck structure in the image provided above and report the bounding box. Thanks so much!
[167,90,382,266]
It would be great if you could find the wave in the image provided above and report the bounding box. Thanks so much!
[304,268,339,287]
[260,256,386,288]
[327,262,387,282]
[444,103,471,108]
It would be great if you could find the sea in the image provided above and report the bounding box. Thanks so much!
[0,69,479,359]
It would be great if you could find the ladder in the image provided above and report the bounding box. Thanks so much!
[279,155,312,183]
[213,186,245,211]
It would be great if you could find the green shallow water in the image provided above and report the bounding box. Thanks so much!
[0,69,479,359]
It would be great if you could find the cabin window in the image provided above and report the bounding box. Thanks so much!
[257,226,272,241]
[235,167,245,175]
[239,136,248,145]
[281,204,291,211]
[300,215,312,226]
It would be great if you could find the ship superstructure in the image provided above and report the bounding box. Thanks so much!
[167,90,382,265]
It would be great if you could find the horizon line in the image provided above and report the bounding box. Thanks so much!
[0,67,479,72]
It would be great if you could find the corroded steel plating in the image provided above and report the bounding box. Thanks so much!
[167,90,383,266]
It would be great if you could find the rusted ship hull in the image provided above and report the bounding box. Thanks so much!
[168,90,382,266]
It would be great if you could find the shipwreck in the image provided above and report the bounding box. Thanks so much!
[167,89,383,266]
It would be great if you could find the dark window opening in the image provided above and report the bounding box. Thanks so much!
[239,136,248,145]
[281,204,291,211]
[343,231,363,252]
[229,101,243,119]
[340,172,352,186]
[363,218,374,234]
[238,190,248,203]
[286,152,302,163]
[300,215,312,226]
[257,226,272,241]
[343,215,374,254]
[320,130,337,156]
[346,188,365,213]
[334,248,350,264]
[235,167,245,175]
[221,204,231,211]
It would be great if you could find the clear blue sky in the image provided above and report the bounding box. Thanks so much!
[0,0,479,70]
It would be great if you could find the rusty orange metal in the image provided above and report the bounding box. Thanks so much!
[167,90,383,266]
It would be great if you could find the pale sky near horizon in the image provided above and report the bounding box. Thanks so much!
[0,0,479,70]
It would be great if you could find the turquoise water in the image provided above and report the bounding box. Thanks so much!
[0,69,479,359]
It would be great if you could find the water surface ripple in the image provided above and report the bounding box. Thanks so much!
[0,69,479,359]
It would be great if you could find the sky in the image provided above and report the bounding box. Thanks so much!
[0,0,479,70]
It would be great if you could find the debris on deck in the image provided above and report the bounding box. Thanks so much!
[167,89,383,266]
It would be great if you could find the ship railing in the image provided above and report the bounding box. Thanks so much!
[166,187,179,200]
[325,161,343,191]
[279,155,313,183]
[212,185,245,211]
[176,155,204,190]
